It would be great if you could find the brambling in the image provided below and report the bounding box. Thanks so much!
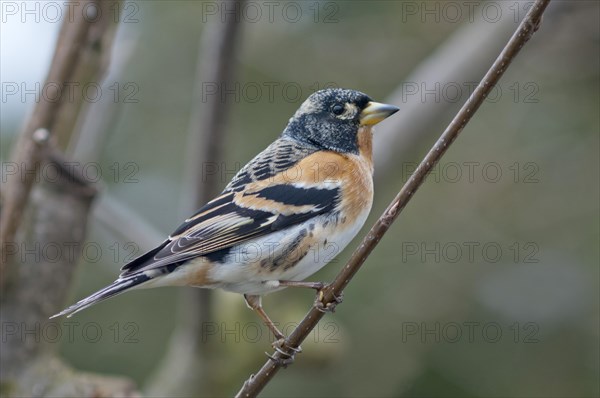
[52,88,399,352]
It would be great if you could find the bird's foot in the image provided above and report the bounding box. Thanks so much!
[276,280,342,311]
[265,338,302,368]
[314,287,344,313]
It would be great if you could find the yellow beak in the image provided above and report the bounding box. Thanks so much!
[359,101,400,126]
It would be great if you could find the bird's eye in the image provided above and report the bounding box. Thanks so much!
[331,104,345,116]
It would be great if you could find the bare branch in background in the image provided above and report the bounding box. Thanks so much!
[235,0,551,396]
[69,27,141,161]
[0,1,93,287]
[92,194,165,251]
[147,1,246,396]
[0,1,139,396]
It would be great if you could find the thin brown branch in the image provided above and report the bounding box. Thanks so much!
[235,0,551,396]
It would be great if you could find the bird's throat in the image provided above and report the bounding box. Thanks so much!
[357,126,374,167]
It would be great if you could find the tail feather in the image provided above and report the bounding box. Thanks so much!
[50,273,151,319]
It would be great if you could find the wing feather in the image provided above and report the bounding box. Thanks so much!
[120,140,341,276]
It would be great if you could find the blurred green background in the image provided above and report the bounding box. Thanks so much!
[1,1,598,397]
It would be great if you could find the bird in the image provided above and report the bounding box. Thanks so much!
[52,88,399,355]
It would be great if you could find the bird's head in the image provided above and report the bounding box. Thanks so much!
[283,88,399,154]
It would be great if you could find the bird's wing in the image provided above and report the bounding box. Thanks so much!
[120,139,342,276]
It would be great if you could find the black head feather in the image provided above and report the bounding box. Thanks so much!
[282,88,373,154]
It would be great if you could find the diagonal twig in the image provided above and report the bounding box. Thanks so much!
[235,0,551,396]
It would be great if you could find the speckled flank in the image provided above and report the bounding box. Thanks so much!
[270,228,308,271]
